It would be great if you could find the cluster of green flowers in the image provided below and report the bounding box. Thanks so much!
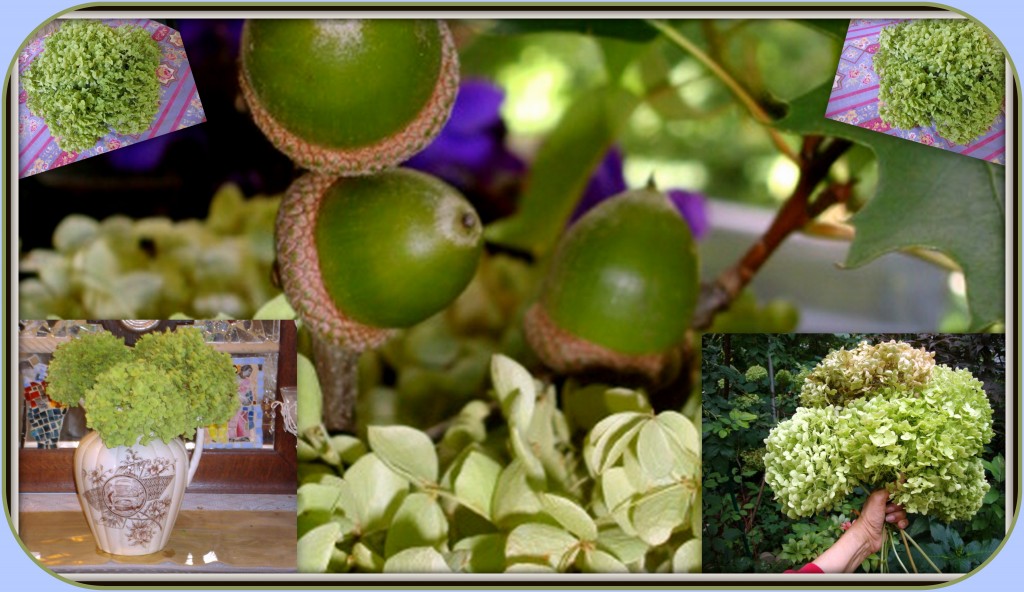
[23,20,161,152]
[744,365,768,382]
[799,340,934,407]
[773,369,794,389]
[874,19,1005,145]
[46,328,238,447]
[765,342,993,522]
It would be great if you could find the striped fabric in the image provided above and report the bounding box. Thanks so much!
[826,19,1005,164]
[17,19,207,178]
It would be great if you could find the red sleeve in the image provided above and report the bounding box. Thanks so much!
[784,563,825,574]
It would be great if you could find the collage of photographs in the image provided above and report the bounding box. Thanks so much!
[1,3,1017,589]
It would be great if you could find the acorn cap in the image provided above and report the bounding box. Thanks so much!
[276,172,396,350]
[240,19,459,175]
[524,302,681,386]
[276,169,483,350]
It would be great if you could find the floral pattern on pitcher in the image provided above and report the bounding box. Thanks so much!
[81,448,176,548]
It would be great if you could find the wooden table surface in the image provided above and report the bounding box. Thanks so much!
[19,508,296,573]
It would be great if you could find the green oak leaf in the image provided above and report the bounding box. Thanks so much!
[776,84,1005,330]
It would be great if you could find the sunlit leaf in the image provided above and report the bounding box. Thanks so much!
[296,353,323,435]
[581,547,629,573]
[383,547,451,573]
[540,493,598,542]
[339,453,408,534]
[492,459,544,528]
[631,483,689,546]
[297,521,343,573]
[672,538,701,573]
[368,425,440,487]
[384,493,449,558]
[452,449,503,519]
[452,533,508,573]
[506,523,579,569]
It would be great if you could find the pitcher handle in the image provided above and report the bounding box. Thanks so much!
[187,427,205,487]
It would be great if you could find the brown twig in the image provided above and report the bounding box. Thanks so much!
[692,136,853,330]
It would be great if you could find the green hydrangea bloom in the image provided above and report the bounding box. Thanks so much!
[45,331,131,407]
[45,327,238,447]
[745,365,768,382]
[874,19,1005,145]
[22,20,161,153]
[774,369,794,389]
[766,361,993,522]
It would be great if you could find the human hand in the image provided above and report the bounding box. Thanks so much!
[809,489,909,573]
[851,488,909,554]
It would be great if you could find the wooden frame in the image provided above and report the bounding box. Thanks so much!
[16,321,297,495]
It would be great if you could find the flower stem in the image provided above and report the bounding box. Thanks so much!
[647,19,798,162]
[889,528,909,573]
[899,527,919,573]
[311,332,360,433]
[902,528,942,573]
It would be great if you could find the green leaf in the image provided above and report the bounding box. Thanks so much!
[489,19,658,41]
[491,459,544,528]
[540,493,598,542]
[382,547,451,573]
[52,214,99,254]
[338,453,408,534]
[584,411,647,475]
[451,534,508,573]
[601,467,639,536]
[776,84,1005,330]
[490,354,536,428]
[297,521,343,573]
[509,426,546,484]
[384,492,449,558]
[637,420,675,482]
[368,425,439,487]
[485,85,641,256]
[672,539,701,572]
[350,542,384,572]
[581,547,629,573]
[631,483,689,546]
[451,449,503,519]
[597,523,649,565]
[505,523,579,569]
[794,19,853,39]
[296,353,322,435]
[297,483,341,515]
[254,293,297,320]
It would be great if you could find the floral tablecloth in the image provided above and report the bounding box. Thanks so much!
[17,19,206,178]
[826,19,1005,164]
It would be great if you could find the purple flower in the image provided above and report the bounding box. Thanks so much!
[667,188,709,240]
[405,79,525,218]
[569,146,710,240]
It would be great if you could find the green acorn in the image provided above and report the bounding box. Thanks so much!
[276,168,483,351]
[524,188,699,385]
[240,19,459,175]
